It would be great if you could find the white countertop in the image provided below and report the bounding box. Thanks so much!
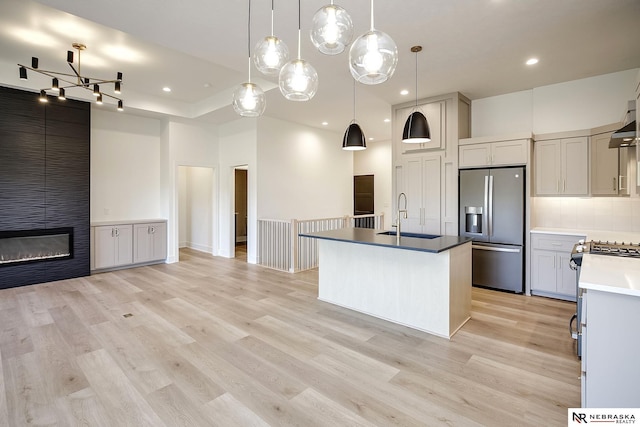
[579,254,640,298]
[91,218,167,227]
[531,227,640,243]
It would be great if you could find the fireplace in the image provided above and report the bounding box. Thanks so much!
[0,228,73,266]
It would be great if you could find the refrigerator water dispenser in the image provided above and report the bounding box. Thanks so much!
[465,206,483,234]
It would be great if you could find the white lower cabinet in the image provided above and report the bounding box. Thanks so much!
[133,222,167,264]
[92,220,167,271]
[581,289,640,407]
[93,225,133,270]
[530,233,584,301]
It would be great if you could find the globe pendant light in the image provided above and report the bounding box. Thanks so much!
[343,80,366,150]
[402,46,431,143]
[254,0,289,76]
[279,0,318,101]
[310,0,354,55]
[233,0,266,117]
[348,0,398,85]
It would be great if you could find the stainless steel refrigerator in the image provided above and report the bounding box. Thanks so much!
[459,167,525,293]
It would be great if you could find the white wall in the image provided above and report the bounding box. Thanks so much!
[256,116,353,220]
[178,166,214,252]
[532,197,640,232]
[218,119,257,262]
[354,139,392,227]
[164,120,219,262]
[472,69,638,137]
[90,108,162,221]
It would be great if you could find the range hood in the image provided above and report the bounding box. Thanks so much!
[609,100,637,148]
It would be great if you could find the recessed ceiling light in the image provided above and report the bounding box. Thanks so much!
[163,87,172,92]
[526,58,539,66]
[368,137,374,141]
[321,121,328,126]
[383,118,390,123]
[400,89,409,95]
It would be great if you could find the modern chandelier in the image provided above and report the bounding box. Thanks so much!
[310,0,354,55]
[18,43,124,110]
[233,0,266,117]
[348,0,398,85]
[279,0,318,101]
[254,0,289,76]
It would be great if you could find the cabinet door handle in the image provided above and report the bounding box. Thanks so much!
[563,179,566,192]
[149,226,155,234]
[557,180,560,193]
[114,228,119,237]
[619,175,626,191]
[613,177,617,192]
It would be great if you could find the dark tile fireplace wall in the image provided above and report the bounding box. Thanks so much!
[0,85,90,289]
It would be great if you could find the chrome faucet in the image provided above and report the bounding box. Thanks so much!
[394,192,408,245]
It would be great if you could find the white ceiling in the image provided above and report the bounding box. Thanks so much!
[1,0,639,141]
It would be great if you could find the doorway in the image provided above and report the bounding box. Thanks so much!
[354,174,375,228]
[234,166,248,261]
[178,166,215,260]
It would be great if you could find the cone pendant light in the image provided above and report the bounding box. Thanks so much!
[402,46,430,143]
[343,80,366,150]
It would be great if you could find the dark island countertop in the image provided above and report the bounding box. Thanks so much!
[299,228,471,253]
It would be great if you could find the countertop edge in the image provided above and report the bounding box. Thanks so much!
[300,230,472,254]
[91,219,167,227]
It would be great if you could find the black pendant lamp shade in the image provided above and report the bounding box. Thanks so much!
[402,111,431,143]
[342,122,366,150]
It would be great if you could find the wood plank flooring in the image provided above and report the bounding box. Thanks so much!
[0,248,580,426]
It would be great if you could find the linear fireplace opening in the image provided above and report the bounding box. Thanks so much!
[0,228,73,266]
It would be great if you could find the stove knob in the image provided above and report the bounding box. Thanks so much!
[578,239,585,245]
[577,246,583,253]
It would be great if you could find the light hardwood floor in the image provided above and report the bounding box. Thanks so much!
[0,248,580,426]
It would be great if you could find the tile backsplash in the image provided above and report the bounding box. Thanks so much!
[532,197,640,232]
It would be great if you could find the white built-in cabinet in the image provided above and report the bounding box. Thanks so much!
[392,92,471,237]
[401,154,441,235]
[530,232,584,301]
[133,222,167,264]
[534,136,588,196]
[93,225,133,270]
[91,219,167,271]
[458,139,529,168]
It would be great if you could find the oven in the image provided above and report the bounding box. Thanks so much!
[569,239,640,358]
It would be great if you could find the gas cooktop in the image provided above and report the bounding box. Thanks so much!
[575,240,640,258]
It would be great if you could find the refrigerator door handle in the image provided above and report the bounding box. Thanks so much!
[483,176,489,240]
[488,175,494,237]
[472,244,521,253]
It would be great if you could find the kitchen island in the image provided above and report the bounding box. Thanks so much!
[300,228,472,338]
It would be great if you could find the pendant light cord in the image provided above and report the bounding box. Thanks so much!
[370,0,375,30]
[297,0,302,59]
[270,0,274,36]
[247,0,252,81]
[415,50,418,107]
[353,79,356,121]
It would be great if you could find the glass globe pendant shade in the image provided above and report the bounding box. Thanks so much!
[349,29,398,85]
[232,82,266,117]
[254,36,289,76]
[342,122,366,150]
[310,4,354,55]
[402,111,431,143]
[279,59,318,101]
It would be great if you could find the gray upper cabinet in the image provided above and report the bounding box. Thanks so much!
[535,136,588,196]
[591,130,628,196]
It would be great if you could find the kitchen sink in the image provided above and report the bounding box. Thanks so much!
[376,231,439,239]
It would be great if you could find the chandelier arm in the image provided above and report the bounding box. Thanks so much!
[68,63,82,82]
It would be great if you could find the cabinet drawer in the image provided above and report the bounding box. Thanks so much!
[531,233,584,252]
